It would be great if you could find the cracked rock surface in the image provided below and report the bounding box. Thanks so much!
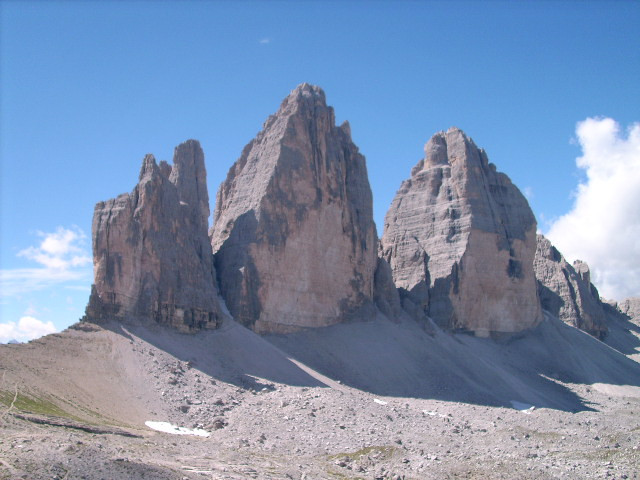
[381,127,542,336]
[534,234,608,339]
[85,140,222,332]
[211,84,377,333]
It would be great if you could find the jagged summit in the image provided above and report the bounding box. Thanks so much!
[534,234,608,338]
[211,84,377,333]
[84,139,222,332]
[169,139,211,228]
[286,82,327,103]
[410,127,478,174]
[381,127,542,337]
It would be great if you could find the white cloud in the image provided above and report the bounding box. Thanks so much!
[18,226,91,270]
[0,226,91,297]
[259,37,271,44]
[546,117,640,301]
[0,316,57,343]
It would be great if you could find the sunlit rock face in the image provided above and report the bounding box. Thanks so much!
[534,234,608,339]
[619,298,640,323]
[85,140,222,332]
[381,127,542,337]
[210,84,377,333]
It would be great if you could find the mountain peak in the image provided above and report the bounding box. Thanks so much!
[291,82,325,98]
[211,85,376,333]
[382,128,541,336]
[276,83,328,117]
[422,127,481,170]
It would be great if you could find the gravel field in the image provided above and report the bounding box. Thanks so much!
[1,314,639,479]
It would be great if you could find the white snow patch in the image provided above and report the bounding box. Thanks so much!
[510,400,535,414]
[373,398,387,405]
[182,466,214,473]
[145,421,210,437]
[422,410,449,418]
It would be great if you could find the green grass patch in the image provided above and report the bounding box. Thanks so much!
[0,389,70,418]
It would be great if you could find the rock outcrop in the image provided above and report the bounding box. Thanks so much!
[619,298,640,323]
[84,140,222,332]
[534,234,608,338]
[380,127,542,336]
[373,253,405,321]
[210,83,377,333]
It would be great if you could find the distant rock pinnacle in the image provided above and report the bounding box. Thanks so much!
[534,234,608,338]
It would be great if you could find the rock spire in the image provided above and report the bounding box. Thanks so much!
[210,83,378,333]
[380,127,542,336]
[84,140,222,332]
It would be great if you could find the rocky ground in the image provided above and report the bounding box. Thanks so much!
[1,315,640,479]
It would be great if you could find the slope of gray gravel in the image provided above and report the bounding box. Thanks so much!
[1,313,640,479]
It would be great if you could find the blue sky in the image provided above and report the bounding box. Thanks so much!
[1,1,639,341]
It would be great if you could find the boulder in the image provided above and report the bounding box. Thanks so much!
[380,127,542,336]
[210,84,377,333]
[84,140,222,332]
[534,234,608,338]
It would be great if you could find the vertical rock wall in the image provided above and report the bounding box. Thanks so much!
[534,234,608,338]
[84,140,222,332]
[211,84,377,333]
[381,127,542,336]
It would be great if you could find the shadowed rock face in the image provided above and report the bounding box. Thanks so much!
[380,127,542,336]
[534,234,608,338]
[84,140,222,332]
[211,83,377,333]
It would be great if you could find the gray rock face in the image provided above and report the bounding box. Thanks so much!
[211,83,377,333]
[373,253,404,321]
[84,140,222,332]
[380,127,542,336]
[618,298,640,324]
[534,235,608,338]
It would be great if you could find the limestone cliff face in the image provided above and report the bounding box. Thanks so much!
[210,83,377,333]
[373,252,405,321]
[84,140,222,332]
[380,127,542,336]
[534,234,608,338]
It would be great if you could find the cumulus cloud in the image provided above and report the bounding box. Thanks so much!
[0,226,91,297]
[18,226,91,270]
[0,316,56,343]
[546,117,640,300]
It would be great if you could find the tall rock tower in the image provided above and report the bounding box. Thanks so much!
[380,127,542,336]
[84,140,222,332]
[211,83,378,333]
